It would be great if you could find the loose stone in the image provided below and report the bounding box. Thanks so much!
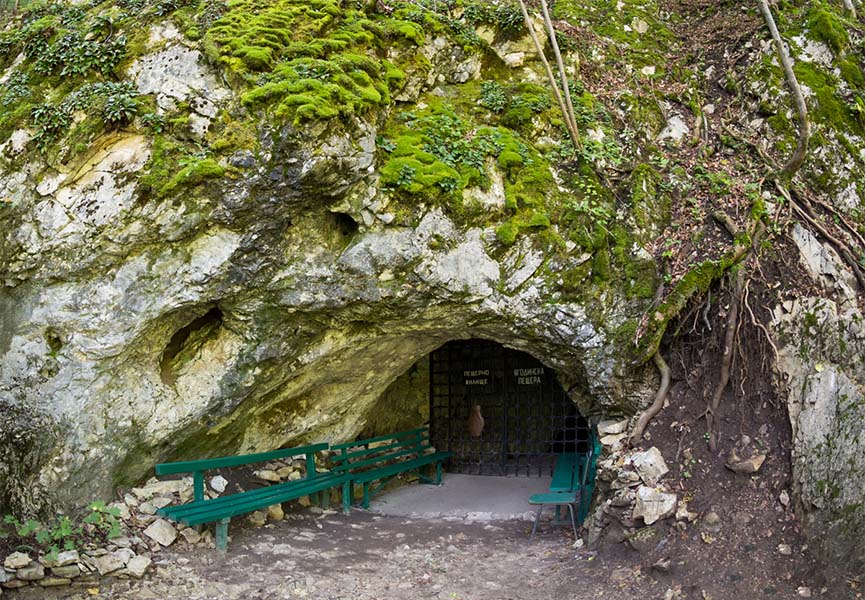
[143,519,178,547]
[4,552,31,570]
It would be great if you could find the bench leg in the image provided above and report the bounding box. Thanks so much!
[362,482,370,509]
[215,518,230,553]
[435,461,442,485]
[566,503,578,540]
[321,489,330,510]
[342,481,352,513]
[529,505,544,543]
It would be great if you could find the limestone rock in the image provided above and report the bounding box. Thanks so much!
[255,470,281,483]
[179,527,201,545]
[725,449,766,474]
[125,555,152,578]
[633,486,677,525]
[38,577,71,587]
[248,511,267,527]
[53,550,79,568]
[92,553,125,576]
[50,565,80,579]
[267,504,285,521]
[630,447,669,486]
[143,519,178,547]
[600,433,627,446]
[598,419,629,436]
[626,525,660,553]
[138,502,158,515]
[4,552,31,570]
[210,475,228,493]
[16,562,45,581]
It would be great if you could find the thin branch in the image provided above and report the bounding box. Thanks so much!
[758,0,811,180]
[517,0,581,148]
[538,0,581,148]
[630,352,671,446]
[842,0,857,19]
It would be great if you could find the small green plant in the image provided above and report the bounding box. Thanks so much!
[2,501,123,559]
[480,81,508,113]
[395,163,417,187]
[141,112,166,134]
[101,89,139,125]
[82,501,123,540]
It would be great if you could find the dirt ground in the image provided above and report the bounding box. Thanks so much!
[8,503,860,600]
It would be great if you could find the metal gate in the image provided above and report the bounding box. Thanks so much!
[429,339,590,477]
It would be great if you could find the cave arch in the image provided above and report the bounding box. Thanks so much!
[366,338,594,479]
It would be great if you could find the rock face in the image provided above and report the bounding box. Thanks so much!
[0,5,660,515]
[0,0,864,574]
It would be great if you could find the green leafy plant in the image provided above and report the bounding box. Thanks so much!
[480,81,508,113]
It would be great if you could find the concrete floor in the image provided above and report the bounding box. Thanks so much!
[369,473,552,521]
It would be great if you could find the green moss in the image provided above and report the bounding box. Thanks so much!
[160,158,226,196]
[807,4,848,54]
[496,220,519,246]
[204,0,424,124]
[839,57,864,90]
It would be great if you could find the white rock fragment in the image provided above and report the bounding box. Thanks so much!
[4,552,31,570]
[125,555,152,579]
[631,447,669,486]
[598,419,629,436]
[143,519,178,547]
[210,475,228,493]
[633,486,677,525]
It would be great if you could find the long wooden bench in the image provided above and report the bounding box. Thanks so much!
[332,427,451,510]
[155,443,347,551]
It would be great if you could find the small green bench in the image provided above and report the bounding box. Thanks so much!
[155,443,347,551]
[332,427,451,510]
[529,446,596,542]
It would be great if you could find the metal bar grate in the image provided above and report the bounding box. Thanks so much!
[429,339,590,477]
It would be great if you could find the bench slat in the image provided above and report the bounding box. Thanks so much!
[351,451,451,484]
[163,474,346,524]
[550,454,578,491]
[330,427,427,451]
[333,434,428,463]
[159,473,341,518]
[334,443,432,473]
[155,442,329,475]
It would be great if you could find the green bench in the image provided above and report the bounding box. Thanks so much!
[332,427,451,510]
[528,439,598,542]
[154,442,347,551]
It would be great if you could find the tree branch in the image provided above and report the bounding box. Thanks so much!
[538,0,581,148]
[517,0,581,149]
[758,0,811,180]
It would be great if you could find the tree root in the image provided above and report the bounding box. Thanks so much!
[629,351,671,446]
[705,214,767,451]
[777,184,865,293]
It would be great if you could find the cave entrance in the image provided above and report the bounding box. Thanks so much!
[428,339,591,478]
